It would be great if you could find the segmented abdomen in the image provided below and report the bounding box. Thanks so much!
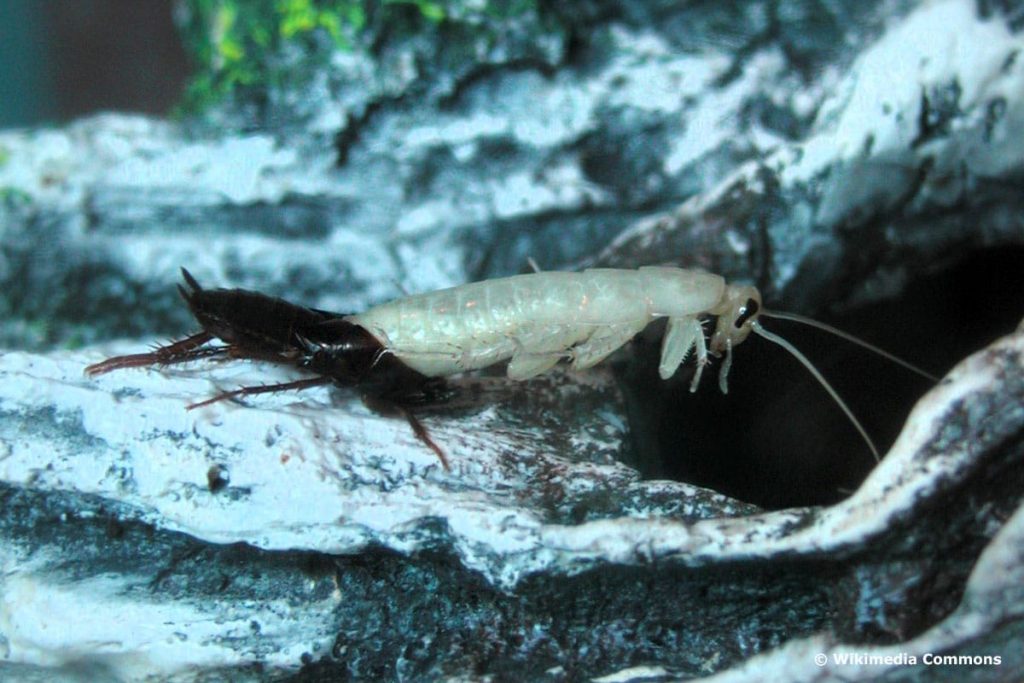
[347,268,724,377]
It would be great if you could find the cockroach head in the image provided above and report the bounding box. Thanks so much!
[709,284,762,354]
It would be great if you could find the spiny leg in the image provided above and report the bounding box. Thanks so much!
[659,317,708,392]
[85,331,215,376]
[186,376,333,410]
[398,406,450,471]
[689,328,709,394]
[362,391,451,471]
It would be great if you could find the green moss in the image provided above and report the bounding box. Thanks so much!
[177,0,543,113]
[0,187,32,206]
[0,144,9,167]
[278,0,364,43]
[62,328,86,350]
[385,0,445,23]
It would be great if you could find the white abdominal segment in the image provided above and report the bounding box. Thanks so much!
[346,266,750,384]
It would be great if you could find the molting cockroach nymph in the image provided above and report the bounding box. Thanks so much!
[85,268,453,468]
[86,266,937,468]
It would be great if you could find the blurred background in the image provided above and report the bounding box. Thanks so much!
[0,1,189,127]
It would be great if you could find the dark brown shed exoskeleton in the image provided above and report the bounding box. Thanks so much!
[85,268,453,468]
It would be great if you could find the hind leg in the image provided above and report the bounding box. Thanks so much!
[85,331,217,376]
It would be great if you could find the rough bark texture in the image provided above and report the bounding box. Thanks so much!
[0,0,1022,681]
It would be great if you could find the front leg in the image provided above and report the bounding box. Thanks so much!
[659,316,708,391]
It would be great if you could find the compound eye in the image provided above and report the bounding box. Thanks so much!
[733,298,760,328]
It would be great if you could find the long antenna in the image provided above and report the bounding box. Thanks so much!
[761,309,939,383]
[751,321,881,462]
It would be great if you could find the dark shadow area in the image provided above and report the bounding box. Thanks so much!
[621,247,1024,509]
